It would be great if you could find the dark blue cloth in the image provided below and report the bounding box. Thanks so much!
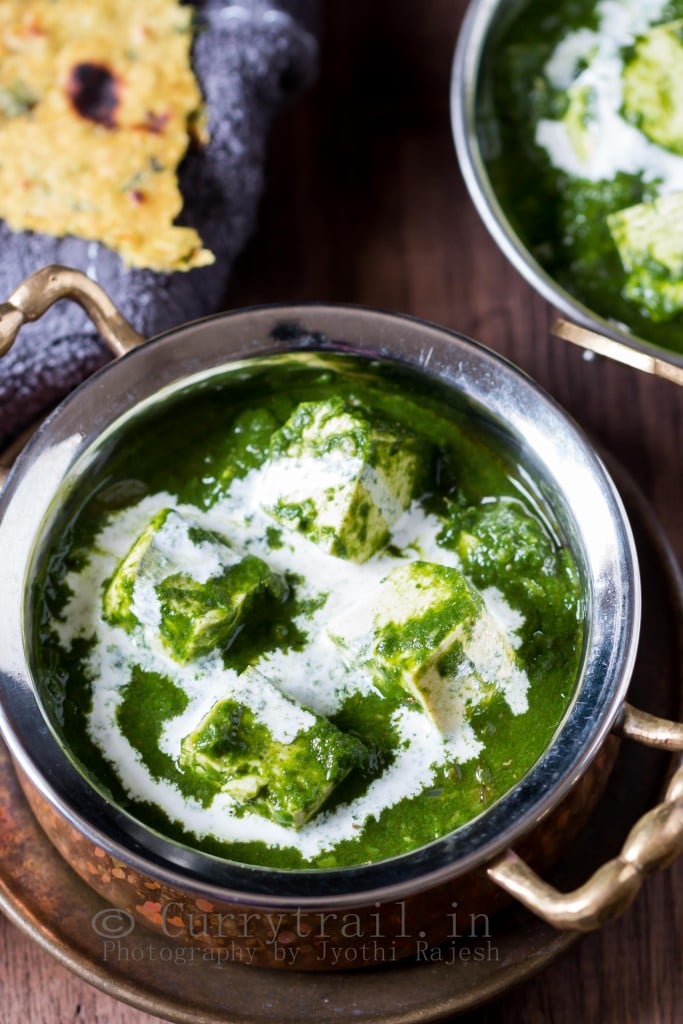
[0,0,318,447]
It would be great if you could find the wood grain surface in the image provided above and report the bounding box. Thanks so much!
[3,2,683,1020]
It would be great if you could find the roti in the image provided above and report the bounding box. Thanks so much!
[0,0,213,272]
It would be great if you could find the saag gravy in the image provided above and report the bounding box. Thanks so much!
[32,354,583,869]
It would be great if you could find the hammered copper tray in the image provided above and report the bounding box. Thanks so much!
[0,464,680,1023]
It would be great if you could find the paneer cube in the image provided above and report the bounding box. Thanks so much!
[155,555,287,663]
[179,677,367,827]
[607,192,683,322]
[562,81,598,163]
[622,20,683,154]
[371,562,527,731]
[103,508,287,662]
[260,398,425,563]
[102,508,174,632]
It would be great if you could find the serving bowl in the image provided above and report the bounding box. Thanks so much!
[451,0,683,374]
[1,266,683,971]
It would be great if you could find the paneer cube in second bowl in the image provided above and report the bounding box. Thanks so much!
[560,80,598,164]
[372,562,527,732]
[261,397,426,563]
[102,508,287,662]
[607,191,683,322]
[621,19,683,155]
[179,675,368,828]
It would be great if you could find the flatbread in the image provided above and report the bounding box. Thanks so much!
[0,0,213,272]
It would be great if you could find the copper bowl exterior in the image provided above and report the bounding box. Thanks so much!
[14,740,619,969]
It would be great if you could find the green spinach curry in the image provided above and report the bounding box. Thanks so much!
[34,354,582,869]
[481,0,683,353]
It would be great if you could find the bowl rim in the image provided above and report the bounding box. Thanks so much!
[0,301,641,907]
[449,0,683,372]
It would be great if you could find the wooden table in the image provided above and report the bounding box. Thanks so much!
[3,2,683,1020]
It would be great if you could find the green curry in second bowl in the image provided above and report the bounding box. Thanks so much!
[33,354,583,869]
[481,0,683,354]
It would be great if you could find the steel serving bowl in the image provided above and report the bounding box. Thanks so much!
[1,266,683,971]
[451,0,683,376]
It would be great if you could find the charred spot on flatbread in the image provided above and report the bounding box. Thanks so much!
[68,63,120,129]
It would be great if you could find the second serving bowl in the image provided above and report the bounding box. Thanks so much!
[451,0,683,373]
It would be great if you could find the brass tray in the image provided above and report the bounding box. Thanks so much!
[0,464,681,1023]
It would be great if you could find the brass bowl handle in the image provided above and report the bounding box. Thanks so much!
[488,703,683,931]
[0,265,145,486]
[552,317,683,387]
[0,264,144,359]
